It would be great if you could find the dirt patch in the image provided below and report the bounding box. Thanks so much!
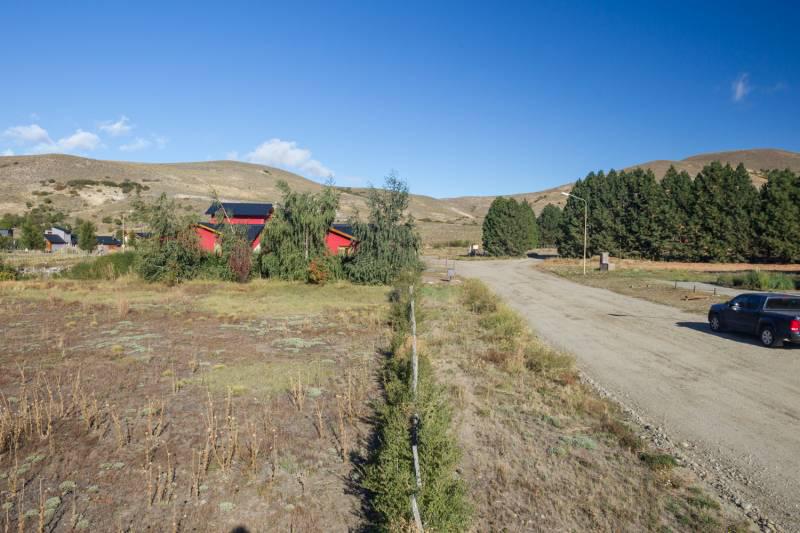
[0,282,389,531]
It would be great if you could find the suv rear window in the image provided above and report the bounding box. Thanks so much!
[765,298,800,310]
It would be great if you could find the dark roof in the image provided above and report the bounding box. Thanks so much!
[204,202,273,218]
[331,224,354,237]
[96,236,121,246]
[44,234,66,244]
[197,222,265,243]
[0,228,12,236]
[135,232,152,238]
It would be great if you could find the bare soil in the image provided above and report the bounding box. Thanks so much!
[0,280,389,531]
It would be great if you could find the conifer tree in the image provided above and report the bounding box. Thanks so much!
[660,166,694,260]
[482,197,534,256]
[537,204,563,247]
[690,162,758,262]
[756,169,800,262]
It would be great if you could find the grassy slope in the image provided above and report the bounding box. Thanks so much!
[420,281,750,531]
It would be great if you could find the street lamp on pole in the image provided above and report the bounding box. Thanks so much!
[561,191,588,275]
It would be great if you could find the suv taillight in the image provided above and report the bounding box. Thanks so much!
[791,319,800,334]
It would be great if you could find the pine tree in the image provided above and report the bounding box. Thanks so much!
[482,197,532,256]
[690,162,758,262]
[660,166,694,260]
[537,204,563,247]
[756,169,800,262]
[557,177,590,258]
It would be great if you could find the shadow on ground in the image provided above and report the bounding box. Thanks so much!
[676,321,800,349]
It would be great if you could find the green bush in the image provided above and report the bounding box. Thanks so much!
[716,270,798,290]
[67,252,136,280]
[363,276,471,531]
[0,258,18,281]
[461,279,498,314]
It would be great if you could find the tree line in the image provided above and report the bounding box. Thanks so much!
[481,161,800,263]
[555,162,800,263]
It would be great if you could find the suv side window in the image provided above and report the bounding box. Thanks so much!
[742,295,762,310]
[730,296,747,308]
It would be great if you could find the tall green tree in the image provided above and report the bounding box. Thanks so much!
[77,220,97,251]
[19,217,45,250]
[260,180,340,281]
[537,204,563,247]
[482,197,535,256]
[660,166,695,260]
[756,169,800,262]
[133,193,203,284]
[690,162,758,262]
[343,173,421,284]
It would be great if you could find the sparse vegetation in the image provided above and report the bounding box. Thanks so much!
[716,270,798,291]
[66,251,136,280]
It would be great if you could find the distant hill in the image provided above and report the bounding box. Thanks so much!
[1,148,798,244]
[624,148,800,188]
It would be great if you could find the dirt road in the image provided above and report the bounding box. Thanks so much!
[451,258,800,530]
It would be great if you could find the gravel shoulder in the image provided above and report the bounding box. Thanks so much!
[449,258,800,531]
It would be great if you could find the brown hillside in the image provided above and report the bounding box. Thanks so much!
[1,148,798,244]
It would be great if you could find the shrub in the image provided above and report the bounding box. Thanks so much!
[363,276,471,531]
[716,270,798,290]
[67,252,136,280]
[461,279,498,314]
[306,255,342,284]
[0,258,18,281]
[639,452,678,471]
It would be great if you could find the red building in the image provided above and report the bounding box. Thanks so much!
[195,202,355,255]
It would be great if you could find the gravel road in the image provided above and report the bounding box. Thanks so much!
[451,258,800,531]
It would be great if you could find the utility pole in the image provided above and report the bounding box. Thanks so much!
[561,191,588,275]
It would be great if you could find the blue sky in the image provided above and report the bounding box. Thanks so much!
[1,1,798,197]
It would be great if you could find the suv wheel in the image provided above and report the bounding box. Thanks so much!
[709,314,722,332]
[760,326,781,348]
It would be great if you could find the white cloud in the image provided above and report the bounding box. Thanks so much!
[732,73,751,102]
[28,129,102,154]
[245,138,334,178]
[3,124,52,145]
[100,116,133,136]
[120,137,151,152]
[1,149,13,156]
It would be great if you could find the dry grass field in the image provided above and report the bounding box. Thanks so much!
[0,278,389,531]
[418,281,751,532]
[537,258,800,314]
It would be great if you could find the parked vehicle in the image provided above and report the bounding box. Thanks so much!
[708,293,800,347]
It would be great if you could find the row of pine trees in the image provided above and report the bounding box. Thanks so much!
[551,162,800,263]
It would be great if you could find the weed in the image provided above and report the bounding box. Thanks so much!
[639,452,678,471]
